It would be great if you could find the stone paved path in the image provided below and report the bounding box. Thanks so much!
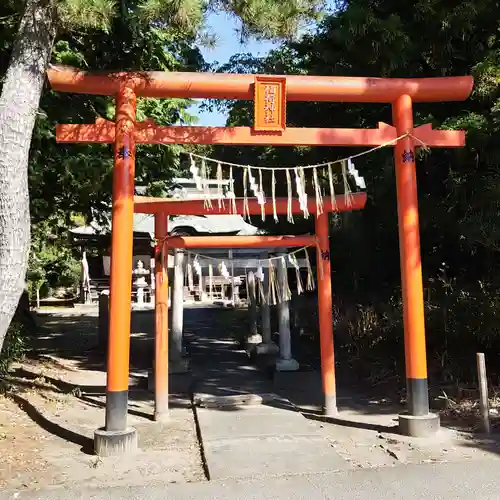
[183,306,351,480]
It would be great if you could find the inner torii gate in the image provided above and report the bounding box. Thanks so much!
[47,67,472,456]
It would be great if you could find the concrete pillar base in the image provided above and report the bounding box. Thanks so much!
[398,413,440,437]
[154,409,170,423]
[94,427,137,457]
[246,333,263,346]
[275,358,300,372]
[254,342,279,356]
[324,394,338,417]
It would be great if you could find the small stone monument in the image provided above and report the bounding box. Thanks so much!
[133,260,149,306]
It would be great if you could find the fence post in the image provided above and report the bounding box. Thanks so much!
[476,352,491,434]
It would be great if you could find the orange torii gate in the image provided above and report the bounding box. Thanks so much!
[47,67,472,456]
[138,195,365,428]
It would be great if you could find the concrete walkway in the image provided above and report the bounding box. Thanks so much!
[7,459,500,500]
[184,306,350,480]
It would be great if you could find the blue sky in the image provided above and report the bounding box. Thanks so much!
[189,12,277,126]
[189,5,337,126]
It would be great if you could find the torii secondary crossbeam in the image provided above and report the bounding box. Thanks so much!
[47,66,473,455]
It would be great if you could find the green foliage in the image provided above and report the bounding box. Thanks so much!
[0,322,26,375]
[214,0,500,385]
[28,218,81,299]
[56,0,117,31]
[27,10,205,229]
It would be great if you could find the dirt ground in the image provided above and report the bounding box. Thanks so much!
[0,307,204,492]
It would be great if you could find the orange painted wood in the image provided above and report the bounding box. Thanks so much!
[254,76,287,132]
[107,87,136,395]
[134,123,395,147]
[56,117,114,143]
[47,67,473,103]
[55,120,465,148]
[154,213,169,417]
[133,194,366,215]
[413,124,465,147]
[393,95,428,381]
[315,212,336,411]
[166,235,316,249]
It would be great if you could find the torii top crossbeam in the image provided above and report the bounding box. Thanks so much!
[47,67,473,103]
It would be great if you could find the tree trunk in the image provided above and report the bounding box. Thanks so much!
[0,0,56,351]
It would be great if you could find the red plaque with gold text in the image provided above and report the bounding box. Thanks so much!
[254,76,287,132]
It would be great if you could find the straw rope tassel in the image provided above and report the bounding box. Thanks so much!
[280,256,292,302]
[190,154,202,191]
[286,169,294,224]
[201,158,212,209]
[208,263,213,296]
[198,259,203,294]
[289,253,304,295]
[342,159,353,207]
[313,167,323,215]
[272,170,278,222]
[229,166,237,214]
[216,162,224,209]
[256,264,266,304]
[273,258,283,302]
[295,167,309,218]
[268,259,278,306]
[243,168,250,221]
[187,253,194,291]
[258,274,266,305]
[300,167,309,218]
[305,248,315,291]
[259,168,265,221]
[327,163,337,210]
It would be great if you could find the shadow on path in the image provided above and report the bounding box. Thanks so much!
[9,392,94,455]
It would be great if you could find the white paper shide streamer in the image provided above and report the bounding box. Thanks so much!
[186,152,369,223]
[187,256,194,291]
[177,246,324,306]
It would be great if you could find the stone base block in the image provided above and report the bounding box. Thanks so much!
[275,358,300,372]
[254,342,279,356]
[398,412,440,437]
[244,333,262,356]
[94,427,137,457]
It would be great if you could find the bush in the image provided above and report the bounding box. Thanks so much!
[0,322,27,375]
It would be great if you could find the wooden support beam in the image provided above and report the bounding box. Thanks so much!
[133,194,367,215]
[55,120,465,148]
[166,235,316,249]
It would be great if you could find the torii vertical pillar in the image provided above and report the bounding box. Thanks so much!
[315,213,337,416]
[171,249,188,373]
[94,87,138,456]
[275,252,299,371]
[393,94,439,436]
[154,213,169,420]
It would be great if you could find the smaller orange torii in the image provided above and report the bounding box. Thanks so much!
[133,193,366,215]
[47,66,473,456]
